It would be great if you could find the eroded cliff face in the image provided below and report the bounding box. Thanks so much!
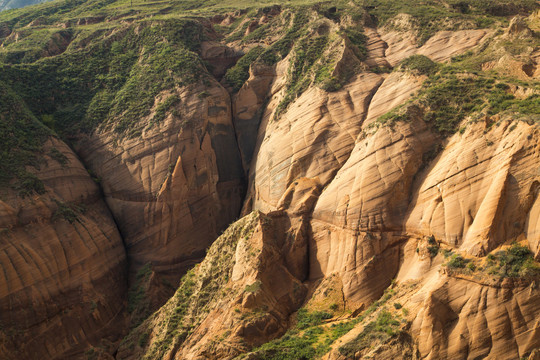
[1,1,540,359]
[0,84,127,359]
[138,8,539,360]
[75,77,245,288]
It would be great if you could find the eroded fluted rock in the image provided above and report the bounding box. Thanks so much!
[118,211,309,360]
[76,78,245,293]
[406,121,540,256]
[380,29,490,66]
[233,63,276,174]
[247,72,385,212]
[310,116,437,306]
[0,138,127,359]
[411,275,540,359]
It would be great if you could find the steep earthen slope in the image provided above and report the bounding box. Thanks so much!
[117,210,311,360]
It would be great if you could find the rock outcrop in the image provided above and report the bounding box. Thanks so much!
[0,137,127,359]
[246,72,385,212]
[406,121,540,257]
[410,274,540,359]
[75,78,245,293]
[117,211,310,360]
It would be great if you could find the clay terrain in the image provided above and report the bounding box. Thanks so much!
[0,0,539,359]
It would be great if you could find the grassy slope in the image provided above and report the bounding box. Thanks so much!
[0,80,51,195]
[0,0,52,12]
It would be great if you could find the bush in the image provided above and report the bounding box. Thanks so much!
[244,280,262,293]
[15,172,46,197]
[446,254,466,268]
[249,307,360,360]
[0,81,51,195]
[49,147,68,166]
[442,249,453,258]
[448,244,540,278]
[52,200,84,223]
[138,332,150,347]
[428,245,439,258]
[343,28,367,60]
[400,55,438,75]
[493,243,540,277]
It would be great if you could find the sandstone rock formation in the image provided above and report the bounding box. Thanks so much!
[117,211,310,360]
[410,274,540,359]
[0,137,127,359]
[75,78,245,291]
[0,2,539,359]
[406,121,540,257]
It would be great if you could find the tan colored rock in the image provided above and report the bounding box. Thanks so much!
[277,177,321,215]
[118,211,309,360]
[247,72,385,212]
[363,27,391,68]
[310,117,437,306]
[233,63,276,174]
[362,71,425,127]
[505,16,534,38]
[406,121,540,256]
[526,180,540,259]
[0,138,127,359]
[380,30,417,67]
[380,29,490,66]
[483,54,539,80]
[417,30,490,62]
[75,79,245,296]
[410,275,540,360]
[529,349,540,360]
[177,212,308,360]
[201,41,243,79]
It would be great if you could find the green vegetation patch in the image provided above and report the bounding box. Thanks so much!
[426,235,440,257]
[48,147,68,166]
[1,18,207,141]
[374,63,540,135]
[131,212,259,359]
[446,253,467,269]
[127,263,153,316]
[224,46,265,92]
[247,310,359,360]
[246,285,399,360]
[52,199,85,223]
[273,33,329,118]
[244,280,262,293]
[0,28,73,64]
[296,308,332,329]
[399,55,438,75]
[444,243,540,278]
[224,4,368,102]
[338,310,401,357]
[363,0,537,45]
[257,9,310,66]
[342,27,367,60]
[484,243,540,277]
[0,81,50,196]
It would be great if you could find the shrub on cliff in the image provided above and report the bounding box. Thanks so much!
[400,55,438,75]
